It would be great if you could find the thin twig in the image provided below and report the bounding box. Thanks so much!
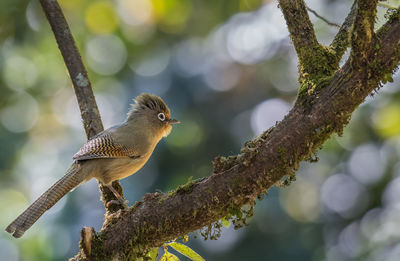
[306,6,340,28]
[39,0,124,213]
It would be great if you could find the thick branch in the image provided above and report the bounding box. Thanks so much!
[330,0,358,59]
[72,16,400,260]
[39,0,123,212]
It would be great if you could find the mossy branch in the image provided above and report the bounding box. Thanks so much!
[71,13,400,261]
[278,0,340,104]
[330,0,358,59]
[278,0,325,79]
[351,0,378,65]
[39,0,124,213]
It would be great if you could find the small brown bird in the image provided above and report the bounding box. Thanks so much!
[6,93,179,238]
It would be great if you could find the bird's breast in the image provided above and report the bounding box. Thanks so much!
[94,155,151,185]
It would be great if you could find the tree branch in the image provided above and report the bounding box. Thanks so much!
[351,0,378,66]
[306,6,340,28]
[39,0,124,213]
[279,0,324,78]
[330,0,358,59]
[71,12,400,261]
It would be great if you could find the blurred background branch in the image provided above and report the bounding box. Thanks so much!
[306,6,340,28]
[39,0,125,213]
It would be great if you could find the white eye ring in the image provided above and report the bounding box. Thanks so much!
[158,112,166,121]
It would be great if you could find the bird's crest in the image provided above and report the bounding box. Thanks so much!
[127,93,170,119]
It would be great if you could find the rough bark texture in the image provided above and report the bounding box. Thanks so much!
[39,0,124,213]
[39,0,400,260]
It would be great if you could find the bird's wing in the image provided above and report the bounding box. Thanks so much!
[73,133,139,161]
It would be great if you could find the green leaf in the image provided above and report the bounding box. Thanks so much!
[168,242,205,261]
[221,217,231,228]
[146,247,159,261]
[160,252,180,261]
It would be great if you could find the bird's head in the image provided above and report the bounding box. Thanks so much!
[127,93,179,138]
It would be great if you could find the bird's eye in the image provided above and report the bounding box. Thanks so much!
[158,112,166,121]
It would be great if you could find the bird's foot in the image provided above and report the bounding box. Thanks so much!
[105,184,129,209]
[106,198,129,208]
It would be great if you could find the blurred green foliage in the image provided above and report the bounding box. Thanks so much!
[1,0,400,260]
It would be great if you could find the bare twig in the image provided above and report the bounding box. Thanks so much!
[306,6,340,28]
[39,0,124,213]
[330,0,358,59]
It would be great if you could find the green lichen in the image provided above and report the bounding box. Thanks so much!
[298,45,339,80]
[213,128,277,175]
[168,176,196,197]
[277,172,296,188]
[296,44,339,107]
[231,204,254,229]
[382,72,394,84]
[76,73,89,88]
[213,156,239,173]
[224,202,255,230]
[158,196,166,205]
[86,233,106,260]
[196,198,257,242]
[384,7,400,23]
[305,153,319,163]
[297,75,333,105]
[200,222,222,240]
[277,146,287,156]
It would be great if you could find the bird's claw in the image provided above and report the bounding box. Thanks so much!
[106,199,129,208]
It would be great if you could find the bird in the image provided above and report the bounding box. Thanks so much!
[5,93,179,238]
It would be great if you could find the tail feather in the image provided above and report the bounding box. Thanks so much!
[6,163,83,238]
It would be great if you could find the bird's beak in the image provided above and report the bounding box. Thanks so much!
[169,119,180,124]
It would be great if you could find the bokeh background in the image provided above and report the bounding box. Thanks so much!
[1,0,400,260]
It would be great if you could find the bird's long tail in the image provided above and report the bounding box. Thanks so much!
[6,163,84,238]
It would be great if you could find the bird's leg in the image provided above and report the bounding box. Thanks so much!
[105,184,129,208]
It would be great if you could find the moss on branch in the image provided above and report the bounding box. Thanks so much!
[330,0,358,59]
[350,0,378,67]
